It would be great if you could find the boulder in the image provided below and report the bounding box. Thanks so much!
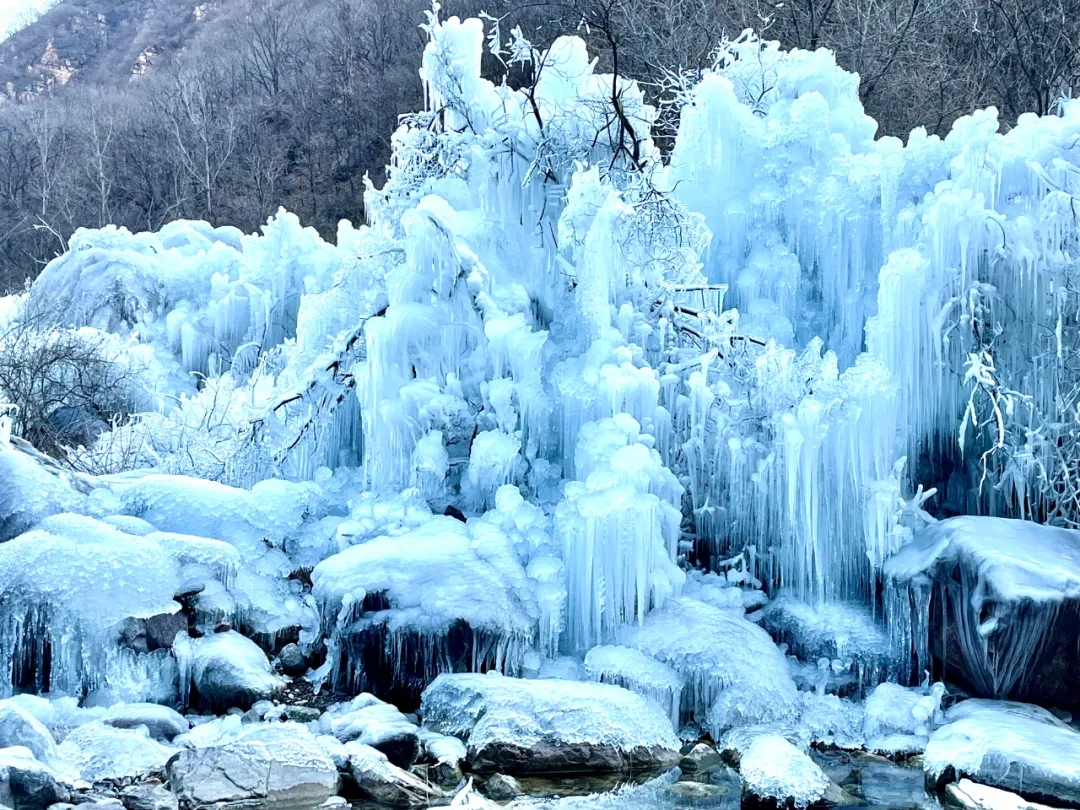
[421,673,680,774]
[482,775,522,801]
[345,743,443,808]
[318,696,419,767]
[739,735,830,809]
[0,747,69,810]
[0,704,58,765]
[118,786,177,810]
[925,700,1080,807]
[278,645,308,678]
[174,631,284,711]
[166,725,338,810]
[418,731,465,787]
[100,705,189,743]
[680,743,722,774]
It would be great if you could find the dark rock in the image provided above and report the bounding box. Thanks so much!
[0,748,69,810]
[680,743,722,774]
[278,644,308,678]
[283,706,321,724]
[118,786,176,810]
[345,744,443,808]
[173,584,205,602]
[667,782,729,802]
[482,775,522,801]
[429,760,462,789]
[470,741,679,775]
[443,506,467,523]
[143,614,188,652]
[364,727,420,770]
[213,622,231,634]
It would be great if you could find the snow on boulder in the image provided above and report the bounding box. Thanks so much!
[174,631,284,711]
[885,516,1080,702]
[739,735,831,809]
[57,722,176,782]
[312,515,538,699]
[861,682,943,755]
[420,672,680,774]
[620,597,798,734]
[318,695,419,768]
[0,514,233,700]
[0,704,57,766]
[100,704,189,742]
[166,723,339,810]
[345,743,443,807]
[0,746,69,810]
[924,700,1080,806]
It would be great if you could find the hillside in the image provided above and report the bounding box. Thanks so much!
[0,0,217,102]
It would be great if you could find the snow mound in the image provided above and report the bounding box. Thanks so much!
[174,631,284,710]
[862,682,943,755]
[620,597,798,733]
[584,645,682,726]
[57,721,177,782]
[739,734,831,809]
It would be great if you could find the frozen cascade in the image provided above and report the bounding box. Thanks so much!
[584,645,683,726]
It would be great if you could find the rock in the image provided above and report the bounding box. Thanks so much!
[421,673,680,774]
[284,706,322,724]
[666,782,729,802]
[315,737,349,772]
[278,645,308,678]
[925,700,1080,806]
[319,799,348,809]
[166,724,338,810]
[143,614,188,652]
[345,743,443,808]
[0,747,69,810]
[56,723,176,783]
[101,705,189,742]
[0,703,58,764]
[45,804,74,810]
[420,731,466,788]
[739,735,831,809]
[118,786,177,810]
[318,696,419,767]
[717,725,810,769]
[361,725,420,770]
[482,775,522,801]
[945,779,1057,810]
[174,631,284,711]
[430,759,462,789]
[680,743,722,774]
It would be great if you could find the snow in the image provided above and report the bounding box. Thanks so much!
[57,721,176,782]
[861,682,944,754]
[620,597,798,733]
[174,631,284,710]
[584,646,682,727]
[739,734,831,809]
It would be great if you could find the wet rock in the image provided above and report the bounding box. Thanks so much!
[362,725,420,770]
[284,706,322,724]
[101,705,189,743]
[680,743,722,774]
[166,725,338,810]
[143,614,188,652]
[0,747,69,810]
[667,781,729,802]
[118,785,177,810]
[278,645,308,678]
[345,743,443,807]
[174,631,284,711]
[482,775,522,801]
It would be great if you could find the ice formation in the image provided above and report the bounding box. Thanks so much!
[4,1,1080,779]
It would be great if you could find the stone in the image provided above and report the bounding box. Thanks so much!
[143,614,188,652]
[56,724,176,783]
[101,705,189,742]
[679,743,722,774]
[430,759,463,789]
[118,786,177,810]
[482,775,522,801]
[283,706,322,724]
[278,645,308,678]
[666,782,729,801]
[0,703,58,764]
[345,743,443,808]
[739,735,831,809]
[175,631,284,711]
[421,673,680,774]
[360,725,420,770]
[166,724,338,810]
[0,747,69,810]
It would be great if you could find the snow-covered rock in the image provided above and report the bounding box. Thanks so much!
[318,695,421,767]
[0,747,68,810]
[0,704,56,766]
[119,784,178,810]
[100,704,189,742]
[420,673,680,773]
[945,779,1057,810]
[861,682,943,755]
[166,724,338,810]
[345,743,443,807]
[739,735,831,809]
[56,723,175,783]
[584,645,682,726]
[0,444,85,543]
[924,700,1080,806]
[174,631,284,710]
[620,597,798,733]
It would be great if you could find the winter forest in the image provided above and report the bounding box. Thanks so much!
[2,0,1080,809]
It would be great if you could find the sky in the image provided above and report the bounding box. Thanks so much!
[0,0,57,40]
